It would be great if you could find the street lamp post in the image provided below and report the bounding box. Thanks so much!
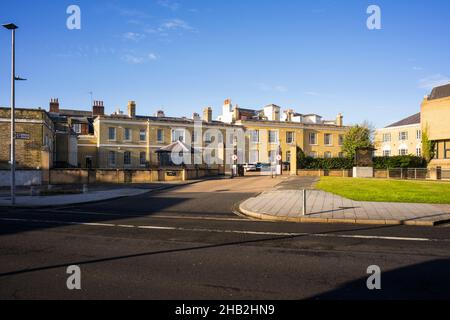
[3,23,19,205]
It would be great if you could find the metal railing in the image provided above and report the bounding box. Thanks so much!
[375,168,450,181]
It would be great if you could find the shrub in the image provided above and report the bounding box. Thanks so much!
[298,155,426,170]
[373,156,427,169]
[298,157,354,170]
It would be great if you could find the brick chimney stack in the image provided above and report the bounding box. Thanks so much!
[49,98,60,113]
[203,107,213,123]
[128,101,136,118]
[336,113,343,126]
[93,100,105,116]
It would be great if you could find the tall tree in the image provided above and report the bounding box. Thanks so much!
[422,124,435,163]
[342,125,373,160]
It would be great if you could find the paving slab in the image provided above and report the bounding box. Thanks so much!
[239,188,450,226]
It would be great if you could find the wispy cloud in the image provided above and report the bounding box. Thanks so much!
[122,52,158,64]
[144,18,196,37]
[412,66,423,71]
[122,32,146,42]
[418,74,450,89]
[159,18,194,31]
[257,83,288,93]
[157,0,180,11]
[304,91,320,96]
[111,5,151,19]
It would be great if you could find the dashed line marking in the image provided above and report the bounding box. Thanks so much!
[1,217,447,243]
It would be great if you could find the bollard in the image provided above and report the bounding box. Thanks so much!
[30,186,38,196]
[82,184,88,194]
[302,189,307,216]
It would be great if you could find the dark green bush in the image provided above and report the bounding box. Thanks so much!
[298,155,426,170]
[298,157,354,170]
[373,156,427,169]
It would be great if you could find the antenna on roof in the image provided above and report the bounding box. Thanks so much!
[88,91,93,107]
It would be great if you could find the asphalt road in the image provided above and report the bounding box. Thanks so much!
[0,176,449,300]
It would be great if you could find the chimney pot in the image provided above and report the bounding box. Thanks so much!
[128,101,136,118]
[203,107,213,123]
[49,98,60,113]
[93,99,105,116]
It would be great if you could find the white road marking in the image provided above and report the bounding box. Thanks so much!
[37,209,252,222]
[0,217,445,243]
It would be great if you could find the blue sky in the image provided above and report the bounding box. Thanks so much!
[0,0,449,127]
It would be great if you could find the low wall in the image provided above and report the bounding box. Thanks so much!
[374,169,388,179]
[185,168,221,180]
[0,170,42,187]
[297,169,353,178]
[47,167,222,185]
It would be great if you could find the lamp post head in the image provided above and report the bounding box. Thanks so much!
[2,23,18,30]
[14,76,27,81]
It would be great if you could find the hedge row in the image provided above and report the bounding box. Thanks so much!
[372,156,427,169]
[298,156,427,170]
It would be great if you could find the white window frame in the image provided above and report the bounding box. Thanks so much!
[324,151,332,158]
[268,130,279,144]
[416,130,422,140]
[157,129,164,143]
[108,151,116,167]
[416,148,421,157]
[139,129,146,142]
[124,151,132,166]
[399,131,408,141]
[139,152,147,166]
[124,128,132,141]
[171,129,186,143]
[73,123,81,134]
[250,130,259,143]
[309,133,317,145]
[383,133,391,143]
[108,127,116,141]
[286,132,295,144]
[324,134,333,146]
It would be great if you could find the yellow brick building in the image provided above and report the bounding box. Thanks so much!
[76,100,349,170]
[77,102,236,169]
[374,113,422,157]
[0,107,54,170]
[237,120,347,164]
[421,83,450,169]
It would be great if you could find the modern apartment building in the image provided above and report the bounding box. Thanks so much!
[421,83,450,169]
[374,113,422,157]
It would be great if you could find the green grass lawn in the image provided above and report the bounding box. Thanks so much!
[316,177,450,204]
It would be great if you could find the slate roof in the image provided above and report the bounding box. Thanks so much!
[429,83,450,100]
[385,113,421,128]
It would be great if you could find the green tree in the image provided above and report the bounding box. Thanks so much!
[342,125,373,160]
[422,124,435,163]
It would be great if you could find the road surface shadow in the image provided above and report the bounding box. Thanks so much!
[309,259,450,300]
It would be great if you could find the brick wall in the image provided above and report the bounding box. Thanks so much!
[0,108,54,170]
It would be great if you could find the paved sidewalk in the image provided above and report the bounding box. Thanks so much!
[0,188,153,208]
[239,179,450,226]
